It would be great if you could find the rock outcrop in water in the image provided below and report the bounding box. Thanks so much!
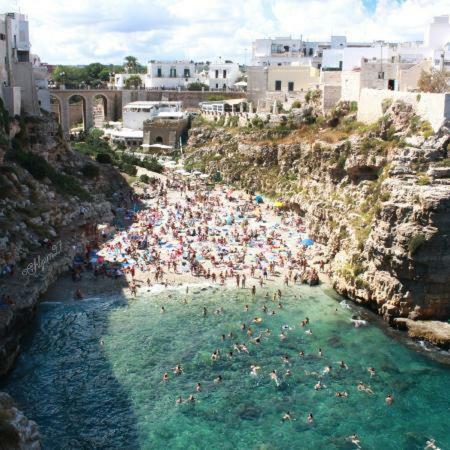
[0,392,40,449]
[185,102,450,339]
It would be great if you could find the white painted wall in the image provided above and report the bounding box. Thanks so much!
[145,61,198,89]
[357,88,450,131]
[208,62,241,89]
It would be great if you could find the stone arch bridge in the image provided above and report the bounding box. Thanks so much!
[49,89,122,135]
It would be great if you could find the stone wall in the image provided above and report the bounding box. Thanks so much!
[321,84,342,112]
[358,89,450,131]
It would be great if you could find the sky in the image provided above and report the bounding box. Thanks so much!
[2,0,449,65]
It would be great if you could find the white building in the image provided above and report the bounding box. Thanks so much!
[109,101,185,146]
[207,60,241,90]
[31,54,50,112]
[0,12,40,116]
[122,101,183,130]
[145,61,199,89]
[251,37,326,69]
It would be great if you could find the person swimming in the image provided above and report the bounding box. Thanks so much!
[314,380,323,390]
[305,329,313,335]
[279,331,286,341]
[357,382,373,395]
[307,413,314,423]
[195,383,202,392]
[202,307,207,316]
[339,360,348,369]
[299,351,305,357]
[244,305,249,312]
[163,372,169,382]
[282,355,290,365]
[285,369,292,378]
[160,306,165,313]
[252,317,263,324]
[347,433,361,449]
[385,393,394,405]
[173,364,183,375]
[425,438,441,450]
[368,367,376,377]
[282,411,293,422]
[187,395,195,403]
[270,370,280,386]
[335,391,348,398]
[318,348,323,357]
[176,396,183,404]
[323,366,332,374]
[250,365,261,376]
[214,375,222,384]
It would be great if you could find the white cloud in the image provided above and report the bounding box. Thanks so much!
[2,0,449,64]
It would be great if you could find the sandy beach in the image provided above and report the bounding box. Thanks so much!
[45,169,326,302]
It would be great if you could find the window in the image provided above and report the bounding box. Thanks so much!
[0,33,5,41]
[170,67,176,77]
[288,82,294,92]
[339,61,343,70]
[184,68,190,77]
[308,48,313,56]
[216,83,219,89]
[378,72,384,80]
[223,70,227,78]
[157,67,162,77]
[275,80,282,91]
[215,70,219,78]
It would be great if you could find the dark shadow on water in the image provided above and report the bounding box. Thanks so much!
[1,292,139,449]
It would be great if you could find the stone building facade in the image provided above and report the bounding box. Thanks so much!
[142,115,189,150]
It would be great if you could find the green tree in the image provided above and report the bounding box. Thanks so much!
[418,68,449,93]
[124,56,138,73]
[125,75,142,89]
[188,82,209,91]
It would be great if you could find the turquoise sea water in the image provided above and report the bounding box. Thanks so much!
[2,284,449,450]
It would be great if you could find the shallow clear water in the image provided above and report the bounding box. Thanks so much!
[2,285,449,450]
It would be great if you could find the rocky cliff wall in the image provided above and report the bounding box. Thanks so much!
[0,110,133,446]
[185,102,450,326]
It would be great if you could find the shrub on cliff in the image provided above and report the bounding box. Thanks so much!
[119,163,137,176]
[7,147,90,200]
[96,152,113,164]
[139,174,150,184]
[408,234,426,255]
[142,157,163,174]
[81,163,100,178]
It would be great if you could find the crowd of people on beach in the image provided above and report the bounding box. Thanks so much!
[71,174,320,297]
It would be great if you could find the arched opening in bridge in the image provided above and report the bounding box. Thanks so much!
[154,136,164,144]
[92,94,108,128]
[68,94,87,134]
[50,95,62,125]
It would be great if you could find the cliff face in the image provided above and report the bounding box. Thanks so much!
[0,115,132,376]
[185,104,450,324]
[0,109,133,446]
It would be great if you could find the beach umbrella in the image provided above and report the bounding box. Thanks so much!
[274,201,284,207]
[255,195,263,204]
[301,238,314,247]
